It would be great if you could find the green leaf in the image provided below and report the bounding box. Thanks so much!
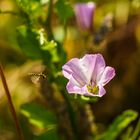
[41,40,59,62]
[16,0,48,22]
[121,127,133,140]
[37,29,60,63]
[16,0,43,14]
[121,119,140,140]
[42,40,59,62]
[130,119,140,140]
[95,110,138,140]
[17,26,43,60]
[55,0,74,22]
[20,102,57,130]
[34,129,60,140]
[41,40,57,50]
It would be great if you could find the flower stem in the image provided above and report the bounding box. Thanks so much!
[43,0,78,138]
[0,64,24,140]
[61,90,78,140]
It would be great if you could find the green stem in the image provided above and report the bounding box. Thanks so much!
[61,90,78,140]
[62,20,68,46]
[44,0,78,139]
[46,0,54,40]
[0,64,24,140]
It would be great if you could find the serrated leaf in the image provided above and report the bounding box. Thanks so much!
[17,26,43,59]
[42,42,59,62]
[95,110,138,140]
[20,103,57,130]
[41,40,57,50]
[38,29,59,62]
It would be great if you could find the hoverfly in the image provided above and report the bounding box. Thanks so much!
[28,73,46,84]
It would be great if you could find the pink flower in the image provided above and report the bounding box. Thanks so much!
[62,54,115,97]
[74,2,95,32]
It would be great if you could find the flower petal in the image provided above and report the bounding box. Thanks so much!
[62,54,106,87]
[66,81,87,94]
[62,58,87,86]
[74,2,95,31]
[91,54,106,83]
[79,54,98,83]
[98,66,115,86]
[98,85,106,97]
[62,53,115,98]
[62,63,73,79]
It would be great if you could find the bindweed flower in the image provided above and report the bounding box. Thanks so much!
[74,2,95,32]
[62,54,115,97]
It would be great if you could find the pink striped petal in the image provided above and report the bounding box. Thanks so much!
[98,66,115,86]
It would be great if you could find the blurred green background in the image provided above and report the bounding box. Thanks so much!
[0,0,140,139]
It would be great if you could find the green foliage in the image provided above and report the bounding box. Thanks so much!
[70,94,99,103]
[20,102,57,130]
[16,0,49,24]
[17,26,43,60]
[55,0,74,22]
[121,127,133,140]
[38,29,59,63]
[2,0,140,139]
[16,0,47,14]
[95,110,138,140]
[130,119,140,140]
[42,41,59,63]
[41,40,57,50]
[121,119,140,140]
[16,25,62,65]
[34,129,60,140]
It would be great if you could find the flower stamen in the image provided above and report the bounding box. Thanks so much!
[87,85,99,94]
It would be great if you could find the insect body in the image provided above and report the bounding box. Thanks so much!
[28,73,46,84]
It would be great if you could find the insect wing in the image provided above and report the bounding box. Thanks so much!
[30,75,41,84]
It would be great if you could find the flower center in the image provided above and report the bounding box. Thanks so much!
[87,85,99,94]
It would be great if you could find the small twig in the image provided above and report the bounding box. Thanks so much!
[0,64,24,140]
